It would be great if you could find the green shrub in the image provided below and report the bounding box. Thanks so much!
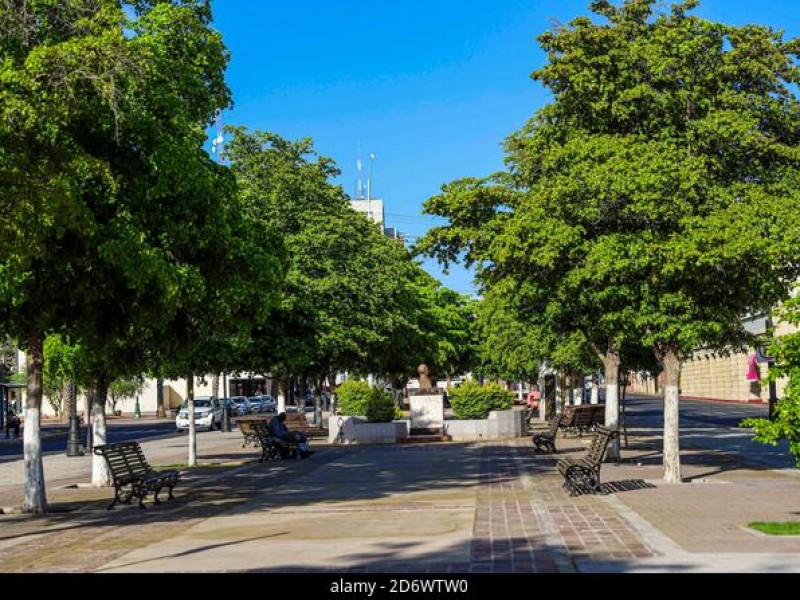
[337,381,401,422]
[365,388,401,423]
[449,380,514,419]
[336,380,372,416]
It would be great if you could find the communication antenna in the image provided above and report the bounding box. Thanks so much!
[211,112,224,165]
[356,142,364,199]
[367,152,375,220]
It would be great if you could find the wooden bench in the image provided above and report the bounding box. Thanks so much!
[93,441,180,510]
[556,426,619,496]
[282,412,327,438]
[531,413,564,454]
[560,404,605,437]
[236,418,260,447]
[236,412,326,447]
[251,420,299,461]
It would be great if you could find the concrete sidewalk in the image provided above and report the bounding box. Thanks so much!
[0,420,798,573]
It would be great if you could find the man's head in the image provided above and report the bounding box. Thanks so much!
[277,412,287,422]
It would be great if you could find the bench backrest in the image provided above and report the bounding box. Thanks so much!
[584,426,619,466]
[251,420,275,444]
[560,407,578,427]
[94,441,152,484]
[546,412,563,435]
[573,407,595,428]
[238,419,258,436]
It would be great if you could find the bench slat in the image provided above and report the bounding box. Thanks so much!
[94,441,180,510]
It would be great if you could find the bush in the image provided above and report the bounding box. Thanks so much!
[336,380,372,417]
[449,380,514,420]
[365,389,401,423]
[337,380,401,422]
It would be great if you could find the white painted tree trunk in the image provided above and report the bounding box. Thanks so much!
[537,370,546,421]
[661,349,683,483]
[591,377,599,404]
[574,373,583,405]
[603,342,621,462]
[90,378,111,486]
[277,381,286,414]
[188,375,197,467]
[23,334,47,513]
[211,373,220,398]
[555,372,563,414]
[156,378,166,418]
[566,373,574,407]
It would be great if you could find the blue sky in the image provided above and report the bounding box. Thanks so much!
[210,0,799,296]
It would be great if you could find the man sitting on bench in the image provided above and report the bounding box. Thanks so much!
[269,412,314,459]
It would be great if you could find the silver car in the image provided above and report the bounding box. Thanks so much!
[175,397,223,431]
[246,396,264,413]
[230,396,250,416]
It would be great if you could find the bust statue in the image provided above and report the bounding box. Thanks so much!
[417,364,432,390]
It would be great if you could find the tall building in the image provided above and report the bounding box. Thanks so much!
[350,198,384,227]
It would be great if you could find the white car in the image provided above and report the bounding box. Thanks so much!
[175,397,223,431]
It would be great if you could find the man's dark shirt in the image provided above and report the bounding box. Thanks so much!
[269,417,291,441]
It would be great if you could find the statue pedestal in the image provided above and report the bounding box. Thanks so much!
[409,389,444,432]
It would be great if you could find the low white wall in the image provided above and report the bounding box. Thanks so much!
[444,409,525,441]
[328,416,409,444]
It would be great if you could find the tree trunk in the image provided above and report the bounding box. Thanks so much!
[537,363,546,421]
[566,373,574,407]
[659,347,683,483]
[156,377,165,418]
[187,375,196,467]
[90,376,111,486]
[58,378,71,423]
[590,375,599,404]
[211,373,219,398]
[277,378,287,413]
[602,340,621,462]
[22,332,47,514]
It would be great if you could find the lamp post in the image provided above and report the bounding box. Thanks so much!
[66,380,82,456]
[134,394,142,419]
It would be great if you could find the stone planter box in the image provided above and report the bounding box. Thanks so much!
[443,408,525,442]
[328,416,410,444]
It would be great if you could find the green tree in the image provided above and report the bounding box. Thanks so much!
[226,129,462,402]
[43,335,78,419]
[743,297,800,467]
[108,376,145,415]
[0,0,235,509]
[420,0,800,481]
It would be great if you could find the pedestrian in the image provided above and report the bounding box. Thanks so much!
[527,388,541,410]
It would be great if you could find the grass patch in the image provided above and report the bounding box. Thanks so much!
[748,522,800,535]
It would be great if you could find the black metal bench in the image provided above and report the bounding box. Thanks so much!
[93,441,180,510]
[531,413,564,454]
[556,426,619,496]
[251,421,299,461]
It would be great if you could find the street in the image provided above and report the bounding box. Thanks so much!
[0,419,182,460]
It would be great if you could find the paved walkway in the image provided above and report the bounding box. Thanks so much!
[0,416,799,574]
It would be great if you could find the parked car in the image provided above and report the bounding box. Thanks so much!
[260,394,277,412]
[230,396,250,416]
[175,396,223,431]
[246,396,264,413]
